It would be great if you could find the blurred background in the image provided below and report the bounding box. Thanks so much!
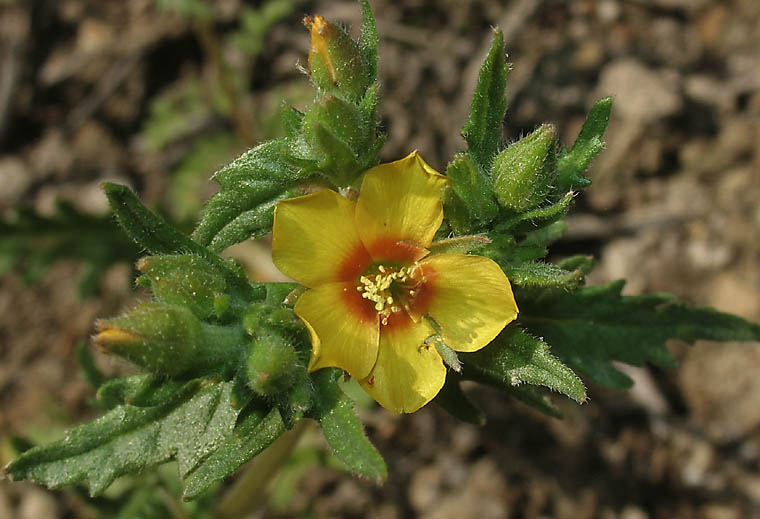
[1,0,759,517]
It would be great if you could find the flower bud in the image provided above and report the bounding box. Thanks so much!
[94,302,203,377]
[247,331,300,398]
[305,15,369,101]
[492,124,557,212]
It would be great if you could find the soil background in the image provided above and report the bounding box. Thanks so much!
[1,1,760,518]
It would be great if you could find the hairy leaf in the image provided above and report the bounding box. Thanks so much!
[462,326,587,403]
[309,369,386,481]
[462,28,508,172]
[181,406,285,500]
[6,380,246,496]
[519,280,760,388]
[358,0,378,83]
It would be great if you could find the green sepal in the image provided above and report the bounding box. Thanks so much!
[556,255,595,276]
[181,405,286,500]
[497,191,574,236]
[445,153,498,228]
[429,234,491,255]
[462,28,508,172]
[473,234,548,268]
[556,96,613,194]
[302,94,377,186]
[519,280,760,389]
[492,123,556,212]
[503,261,585,290]
[137,255,227,321]
[434,375,486,426]
[521,221,568,248]
[280,103,305,141]
[308,368,387,481]
[461,325,587,403]
[6,379,249,497]
[358,83,380,132]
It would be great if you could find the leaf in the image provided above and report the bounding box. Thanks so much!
[6,380,247,496]
[192,140,308,251]
[309,368,386,481]
[181,406,285,500]
[519,280,760,388]
[358,0,378,83]
[462,325,587,403]
[0,200,139,297]
[445,153,498,227]
[556,96,613,193]
[462,28,508,172]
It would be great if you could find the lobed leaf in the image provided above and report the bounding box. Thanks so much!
[181,406,285,500]
[0,200,139,297]
[519,280,760,388]
[6,380,246,496]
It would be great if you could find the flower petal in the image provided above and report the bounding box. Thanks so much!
[420,253,518,353]
[272,190,372,287]
[360,316,445,413]
[295,282,379,379]
[356,151,449,260]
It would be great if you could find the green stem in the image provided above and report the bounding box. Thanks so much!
[216,419,311,518]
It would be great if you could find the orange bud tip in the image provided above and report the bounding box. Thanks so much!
[93,328,139,347]
[312,15,327,34]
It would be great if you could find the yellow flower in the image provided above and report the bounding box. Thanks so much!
[272,151,518,413]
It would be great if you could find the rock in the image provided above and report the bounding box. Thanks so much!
[0,156,30,208]
[18,487,60,519]
[679,341,760,443]
[596,60,682,123]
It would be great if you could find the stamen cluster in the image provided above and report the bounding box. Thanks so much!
[357,264,418,325]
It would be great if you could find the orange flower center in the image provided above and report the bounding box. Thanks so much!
[356,263,426,326]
